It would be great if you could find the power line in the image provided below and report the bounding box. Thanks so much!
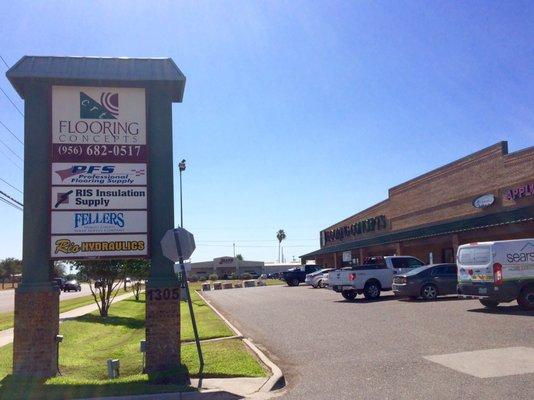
[0,134,23,161]
[0,190,22,207]
[0,177,22,194]
[196,243,316,248]
[0,195,22,212]
[0,55,9,69]
[0,87,23,117]
[0,119,23,145]
[0,146,23,170]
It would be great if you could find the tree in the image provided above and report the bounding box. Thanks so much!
[276,229,286,263]
[74,259,124,317]
[236,254,244,261]
[52,261,67,278]
[0,258,22,288]
[122,259,150,301]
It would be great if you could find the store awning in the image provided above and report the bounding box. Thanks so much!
[301,206,534,259]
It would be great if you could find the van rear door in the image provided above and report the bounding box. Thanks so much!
[457,245,493,288]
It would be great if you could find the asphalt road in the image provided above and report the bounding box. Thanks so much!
[0,283,93,313]
[203,285,534,400]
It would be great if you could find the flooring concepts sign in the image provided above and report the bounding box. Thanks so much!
[50,86,148,259]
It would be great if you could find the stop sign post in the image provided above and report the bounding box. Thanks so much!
[160,227,204,388]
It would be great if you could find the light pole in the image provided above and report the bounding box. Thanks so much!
[177,158,204,387]
[178,159,186,228]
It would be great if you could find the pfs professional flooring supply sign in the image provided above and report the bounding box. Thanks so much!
[50,86,148,259]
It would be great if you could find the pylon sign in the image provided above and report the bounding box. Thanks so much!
[49,86,149,259]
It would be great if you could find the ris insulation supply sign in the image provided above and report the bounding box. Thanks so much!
[50,86,148,259]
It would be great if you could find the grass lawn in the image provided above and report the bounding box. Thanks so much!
[0,293,266,399]
[0,288,129,332]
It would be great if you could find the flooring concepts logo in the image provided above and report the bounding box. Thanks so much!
[80,91,119,119]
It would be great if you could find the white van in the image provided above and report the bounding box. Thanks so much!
[457,239,534,310]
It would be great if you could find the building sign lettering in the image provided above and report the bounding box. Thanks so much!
[323,215,387,244]
[505,182,534,201]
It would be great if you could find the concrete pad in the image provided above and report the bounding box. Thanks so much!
[193,377,268,396]
[424,347,534,378]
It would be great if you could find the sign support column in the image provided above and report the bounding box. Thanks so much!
[13,82,60,377]
[145,86,185,383]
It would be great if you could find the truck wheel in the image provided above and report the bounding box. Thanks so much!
[421,284,438,301]
[342,290,357,301]
[291,278,299,287]
[479,299,499,309]
[517,285,534,311]
[363,281,381,300]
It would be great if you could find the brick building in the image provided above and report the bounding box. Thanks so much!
[301,142,534,267]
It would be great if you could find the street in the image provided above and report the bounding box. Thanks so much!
[203,285,534,400]
[0,283,94,313]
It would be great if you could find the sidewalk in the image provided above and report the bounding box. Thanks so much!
[0,291,137,347]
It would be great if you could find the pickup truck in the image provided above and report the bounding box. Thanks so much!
[329,256,424,300]
[282,265,322,286]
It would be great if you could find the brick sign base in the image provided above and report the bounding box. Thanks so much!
[13,290,60,377]
[145,286,187,384]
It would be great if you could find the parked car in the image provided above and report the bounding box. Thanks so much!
[321,271,330,288]
[457,239,534,310]
[392,263,458,300]
[53,277,65,290]
[282,265,322,286]
[329,256,425,300]
[63,279,81,292]
[305,268,333,288]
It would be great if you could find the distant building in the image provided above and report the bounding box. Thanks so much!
[180,257,316,278]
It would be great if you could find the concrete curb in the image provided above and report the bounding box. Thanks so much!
[196,291,284,393]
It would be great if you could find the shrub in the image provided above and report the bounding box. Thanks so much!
[241,272,252,280]
[208,273,219,281]
[199,275,208,282]
[189,275,199,282]
[229,272,238,280]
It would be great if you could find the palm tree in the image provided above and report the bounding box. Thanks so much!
[276,229,286,263]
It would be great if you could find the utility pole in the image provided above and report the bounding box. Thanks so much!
[178,159,186,228]
[233,243,236,258]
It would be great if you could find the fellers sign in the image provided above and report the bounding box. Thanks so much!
[50,86,148,259]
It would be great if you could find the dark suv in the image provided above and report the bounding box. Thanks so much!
[282,265,322,286]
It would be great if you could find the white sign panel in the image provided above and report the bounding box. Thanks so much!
[342,251,352,262]
[52,86,146,145]
[51,186,147,210]
[51,163,147,186]
[52,210,147,234]
[51,234,148,259]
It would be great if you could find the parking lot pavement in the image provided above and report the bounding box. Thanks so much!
[202,285,534,400]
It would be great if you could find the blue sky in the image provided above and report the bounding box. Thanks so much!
[0,1,532,262]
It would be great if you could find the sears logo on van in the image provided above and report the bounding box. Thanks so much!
[506,242,534,263]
